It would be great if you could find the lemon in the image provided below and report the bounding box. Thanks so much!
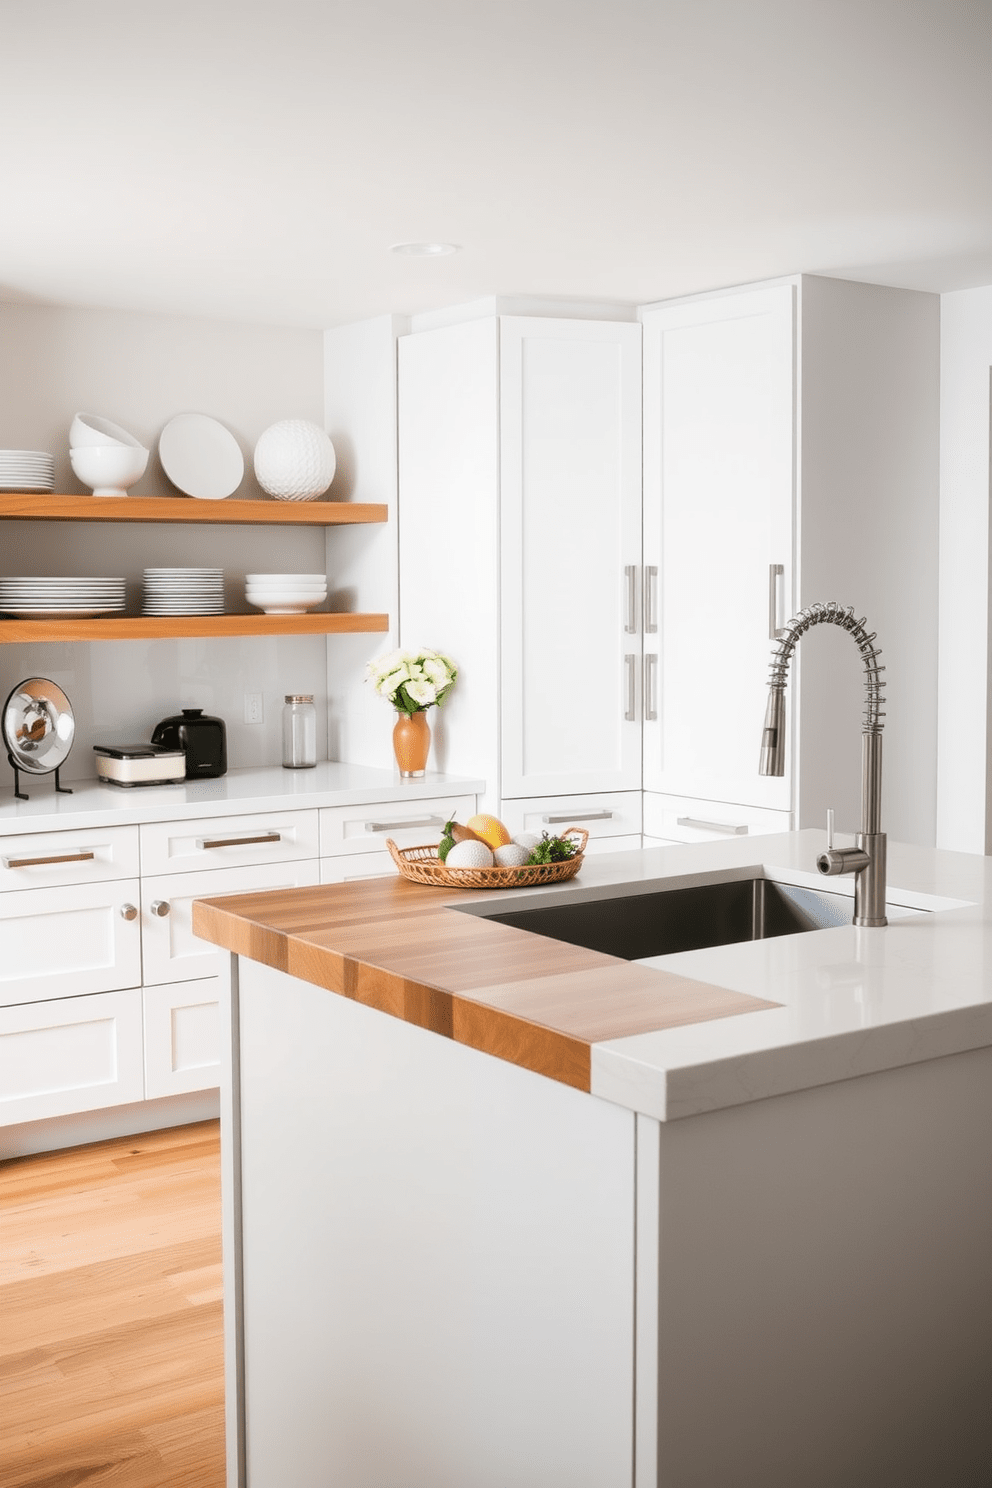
[466,813,511,849]
[445,839,494,868]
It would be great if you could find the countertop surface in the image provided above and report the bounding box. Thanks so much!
[193,828,992,1120]
[0,763,486,835]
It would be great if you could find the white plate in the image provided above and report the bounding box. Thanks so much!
[158,414,244,500]
[1,606,125,618]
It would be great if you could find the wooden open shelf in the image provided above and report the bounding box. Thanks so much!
[0,494,388,525]
[0,613,389,644]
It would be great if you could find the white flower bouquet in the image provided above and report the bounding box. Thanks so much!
[366,647,458,715]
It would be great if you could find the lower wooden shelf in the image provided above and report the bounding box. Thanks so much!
[0,613,389,643]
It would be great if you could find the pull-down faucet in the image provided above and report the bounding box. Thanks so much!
[759,601,887,927]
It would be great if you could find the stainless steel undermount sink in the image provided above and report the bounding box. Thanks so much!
[464,875,903,961]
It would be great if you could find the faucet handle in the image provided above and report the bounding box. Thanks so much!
[826,808,834,850]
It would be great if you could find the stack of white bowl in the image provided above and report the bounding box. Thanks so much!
[245,573,327,615]
[69,413,149,497]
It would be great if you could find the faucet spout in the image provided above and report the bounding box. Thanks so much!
[758,602,887,927]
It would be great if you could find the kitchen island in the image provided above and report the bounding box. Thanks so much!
[194,830,992,1488]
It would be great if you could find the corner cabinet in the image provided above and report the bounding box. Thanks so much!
[398,313,643,844]
[0,494,389,642]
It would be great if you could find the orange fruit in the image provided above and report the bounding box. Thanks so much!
[466,812,511,849]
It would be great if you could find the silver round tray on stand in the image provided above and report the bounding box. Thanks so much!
[2,677,75,800]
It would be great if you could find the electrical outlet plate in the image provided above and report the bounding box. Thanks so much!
[244,692,264,725]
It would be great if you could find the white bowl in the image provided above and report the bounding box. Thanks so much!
[245,573,327,584]
[246,591,326,614]
[70,443,149,497]
[70,413,144,449]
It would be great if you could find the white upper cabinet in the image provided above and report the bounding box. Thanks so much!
[399,312,642,811]
[499,317,642,798]
[641,285,795,811]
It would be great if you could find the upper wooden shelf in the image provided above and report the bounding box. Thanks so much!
[0,494,388,526]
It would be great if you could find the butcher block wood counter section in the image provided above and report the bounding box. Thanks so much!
[191,872,775,1092]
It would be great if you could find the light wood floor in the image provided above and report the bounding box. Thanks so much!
[0,1119,225,1488]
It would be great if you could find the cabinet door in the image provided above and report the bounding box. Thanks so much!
[0,878,142,1008]
[140,860,320,986]
[500,317,643,798]
[642,286,794,810]
[143,977,222,1099]
[0,988,144,1127]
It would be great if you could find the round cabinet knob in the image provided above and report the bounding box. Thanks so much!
[150,899,171,917]
[120,903,138,921]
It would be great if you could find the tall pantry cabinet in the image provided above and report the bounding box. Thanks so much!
[398,313,644,849]
[641,275,939,850]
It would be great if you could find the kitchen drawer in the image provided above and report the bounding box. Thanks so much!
[143,977,222,1099]
[0,878,142,1008]
[140,809,319,876]
[0,987,144,1127]
[499,791,642,843]
[643,792,792,844]
[319,795,476,857]
[0,824,139,891]
[141,859,321,986]
[320,850,397,884]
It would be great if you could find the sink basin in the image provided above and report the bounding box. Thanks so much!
[471,876,878,961]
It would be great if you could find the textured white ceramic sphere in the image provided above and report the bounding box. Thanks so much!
[253,419,336,501]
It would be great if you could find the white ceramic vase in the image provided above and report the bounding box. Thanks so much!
[253,419,336,502]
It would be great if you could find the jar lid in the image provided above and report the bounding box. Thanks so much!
[285,694,314,704]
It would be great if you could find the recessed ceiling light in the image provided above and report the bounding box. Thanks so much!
[389,241,461,257]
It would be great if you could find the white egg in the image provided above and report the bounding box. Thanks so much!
[512,832,541,853]
[445,838,495,868]
[494,843,530,867]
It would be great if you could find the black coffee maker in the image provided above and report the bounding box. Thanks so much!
[152,708,227,779]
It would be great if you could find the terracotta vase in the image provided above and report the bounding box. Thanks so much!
[393,709,431,777]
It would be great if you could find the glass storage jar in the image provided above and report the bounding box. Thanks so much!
[282,694,317,769]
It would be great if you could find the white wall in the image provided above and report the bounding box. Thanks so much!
[0,303,329,781]
[937,286,992,854]
[323,315,404,770]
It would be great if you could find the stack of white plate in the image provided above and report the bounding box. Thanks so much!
[245,572,328,615]
[0,575,126,618]
[0,450,55,493]
[143,568,225,616]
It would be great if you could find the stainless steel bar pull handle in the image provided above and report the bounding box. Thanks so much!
[643,653,658,722]
[542,810,614,823]
[364,816,445,833]
[624,565,637,634]
[676,816,749,836]
[624,654,636,721]
[768,563,785,640]
[197,832,282,850]
[643,565,658,634]
[4,848,95,869]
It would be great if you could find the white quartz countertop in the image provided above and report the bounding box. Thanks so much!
[0,763,486,835]
[550,830,992,1119]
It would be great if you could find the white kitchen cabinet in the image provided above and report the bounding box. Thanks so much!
[642,790,791,845]
[139,809,319,877]
[642,284,794,812]
[398,312,642,817]
[640,275,939,846]
[0,987,144,1126]
[142,976,223,1099]
[499,790,642,854]
[140,859,321,986]
[0,875,142,1008]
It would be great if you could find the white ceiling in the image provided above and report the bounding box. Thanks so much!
[3,0,991,329]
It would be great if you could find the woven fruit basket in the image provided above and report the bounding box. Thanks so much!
[386,827,588,890]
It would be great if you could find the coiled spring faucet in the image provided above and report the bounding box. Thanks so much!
[759,601,887,927]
